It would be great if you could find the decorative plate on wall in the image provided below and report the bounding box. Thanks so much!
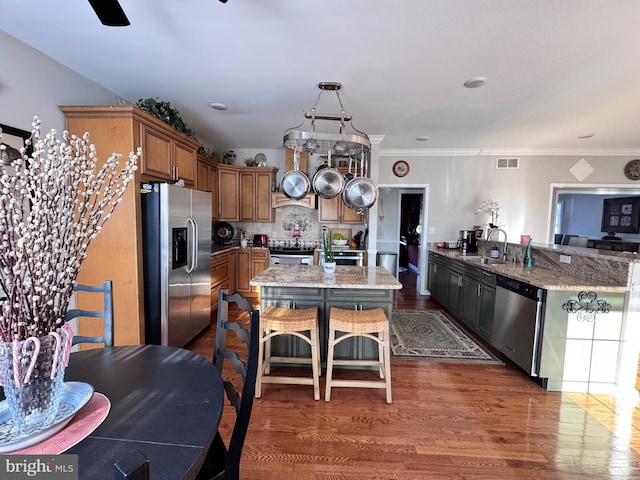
[393,160,410,177]
[624,159,640,180]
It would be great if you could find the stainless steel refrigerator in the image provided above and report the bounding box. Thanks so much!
[141,182,211,347]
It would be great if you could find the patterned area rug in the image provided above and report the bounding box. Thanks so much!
[391,310,502,363]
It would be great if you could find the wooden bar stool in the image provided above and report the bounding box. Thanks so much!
[325,307,392,403]
[256,306,321,400]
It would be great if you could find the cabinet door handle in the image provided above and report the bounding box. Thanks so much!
[478,284,482,296]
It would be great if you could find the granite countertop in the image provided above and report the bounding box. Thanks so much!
[211,245,270,255]
[430,247,628,292]
[313,247,367,253]
[250,265,403,289]
[211,244,238,255]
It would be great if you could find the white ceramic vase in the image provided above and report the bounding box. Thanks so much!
[323,262,336,274]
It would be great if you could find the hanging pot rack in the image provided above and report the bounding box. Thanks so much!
[283,82,371,158]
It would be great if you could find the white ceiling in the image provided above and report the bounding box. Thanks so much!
[2,0,640,153]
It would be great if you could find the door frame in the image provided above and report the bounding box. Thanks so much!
[374,183,430,295]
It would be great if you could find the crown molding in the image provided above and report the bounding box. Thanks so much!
[378,147,640,157]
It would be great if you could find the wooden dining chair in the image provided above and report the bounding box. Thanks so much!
[197,289,259,480]
[64,281,114,347]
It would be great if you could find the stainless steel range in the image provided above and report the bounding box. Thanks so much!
[269,247,315,265]
[319,247,365,266]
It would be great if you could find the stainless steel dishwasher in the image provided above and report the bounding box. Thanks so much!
[492,275,546,377]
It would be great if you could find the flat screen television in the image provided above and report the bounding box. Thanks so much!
[601,196,640,239]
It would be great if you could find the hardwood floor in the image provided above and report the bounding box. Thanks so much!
[188,269,640,479]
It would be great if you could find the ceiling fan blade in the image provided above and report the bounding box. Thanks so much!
[88,0,130,26]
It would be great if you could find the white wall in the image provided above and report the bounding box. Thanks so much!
[377,154,640,244]
[1,30,122,135]
[6,29,640,250]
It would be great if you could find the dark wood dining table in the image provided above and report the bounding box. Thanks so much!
[63,345,225,479]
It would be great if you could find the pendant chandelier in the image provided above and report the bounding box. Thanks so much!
[283,82,370,158]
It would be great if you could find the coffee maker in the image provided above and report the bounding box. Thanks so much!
[458,230,478,254]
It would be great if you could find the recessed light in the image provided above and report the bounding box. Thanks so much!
[577,133,595,139]
[416,136,429,141]
[208,102,228,111]
[463,77,487,88]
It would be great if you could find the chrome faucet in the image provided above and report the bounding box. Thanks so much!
[488,228,508,261]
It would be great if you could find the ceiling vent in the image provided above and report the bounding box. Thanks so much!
[496,157,519,169]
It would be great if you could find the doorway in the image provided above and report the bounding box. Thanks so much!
[375,185,429,295]
[399,193,423,273]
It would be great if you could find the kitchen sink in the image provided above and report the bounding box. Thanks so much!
[465,256,507,265]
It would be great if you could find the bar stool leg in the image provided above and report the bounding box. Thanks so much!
[256,324,266,399]
[377,332,385,379]
[324,326,336,402]
[381,330,392,403]
[310,326,321,401]
[264,328,272,374]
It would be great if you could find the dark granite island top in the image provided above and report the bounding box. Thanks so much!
[250,265,403,290]
[250,266,402,362]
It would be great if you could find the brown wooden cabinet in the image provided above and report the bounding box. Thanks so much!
[197,155,219,221]
[318,195,365,224]
[59,105,202,347]
[217,165,239,221]
[211,250,236,313]
[217,164,276,222]
[240,168,276,222]
[139,122,198,187]
[285,148,308,173]
[236,248,269,299]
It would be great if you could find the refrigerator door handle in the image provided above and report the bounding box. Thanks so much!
[186,217,198,274]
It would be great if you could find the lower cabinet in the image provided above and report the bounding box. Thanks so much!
[477,270,495,342]
[427,252,449,303]
[428,253,496,343]
[236,248,269,298]
[211,250,236,314]
[459,264,481,328]
[259,286,393,362]
[447,267,463,316]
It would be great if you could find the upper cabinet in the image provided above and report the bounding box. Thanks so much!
[240,168,276,222]
[138,119,199,187]
[217,164,276,222]
[318,195,365,224]
[316,166,366,224]
[218,165,240,221]
[196,155,219,221]
[285,148,308,173]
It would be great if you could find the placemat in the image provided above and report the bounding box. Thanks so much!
[12,392,110,455]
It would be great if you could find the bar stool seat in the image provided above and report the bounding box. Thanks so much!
[256,305,321,400]
[325,307,392,403]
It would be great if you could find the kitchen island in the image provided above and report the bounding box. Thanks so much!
[250,265,402,361]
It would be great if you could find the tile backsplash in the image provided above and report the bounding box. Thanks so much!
[229,205,365,247]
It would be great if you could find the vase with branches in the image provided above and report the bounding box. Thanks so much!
[0,117,138,433]
[323,234,336,273]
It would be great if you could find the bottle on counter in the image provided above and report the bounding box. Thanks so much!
[490,246,499,258]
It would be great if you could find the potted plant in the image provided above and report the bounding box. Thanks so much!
[323,234,336,274]
[0,117,138,434]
